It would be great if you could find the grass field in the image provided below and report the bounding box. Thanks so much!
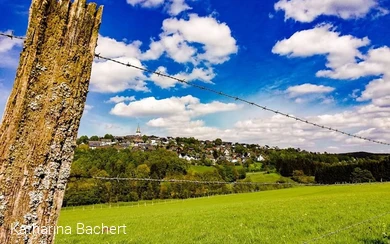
[189,165,216,173]
[245,172,294,183]
[56,183,390,244]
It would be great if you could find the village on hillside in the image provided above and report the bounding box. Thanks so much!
[80,125,266,165]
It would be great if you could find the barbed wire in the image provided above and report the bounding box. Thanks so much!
[91,176,385,187]
[93,176,322,186]
[94,54,390,146]
[1,32,390,146]
[303,210,390,243]
[0,32,25,40]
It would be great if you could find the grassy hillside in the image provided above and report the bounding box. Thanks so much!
[56,183,390,244]
[245,172,294,183]
[189,165,217,173]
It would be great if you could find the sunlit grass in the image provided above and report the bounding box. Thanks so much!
[56,183,390,244]
[189,165,217,173]
[245,172,294,183]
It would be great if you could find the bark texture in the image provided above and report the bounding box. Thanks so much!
[0,0,102,243]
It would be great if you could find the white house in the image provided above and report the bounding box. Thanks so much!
[150,139,158,146]
[179,154,195,161]
[256,155,265,162]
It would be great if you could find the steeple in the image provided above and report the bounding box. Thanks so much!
[136,124,141,137]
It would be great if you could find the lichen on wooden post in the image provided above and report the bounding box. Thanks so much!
[0,0,102,243]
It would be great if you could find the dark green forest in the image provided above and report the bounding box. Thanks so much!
[267,149,390,183]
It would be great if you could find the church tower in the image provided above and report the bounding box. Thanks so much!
[136,124,141,137]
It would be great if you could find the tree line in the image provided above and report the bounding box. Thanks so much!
[64,148,275,206]
[267,148,390,184]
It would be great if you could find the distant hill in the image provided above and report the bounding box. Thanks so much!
[338,151,390,159]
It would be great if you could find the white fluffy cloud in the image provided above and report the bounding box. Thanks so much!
[90,57,148,93]
[142,14,238,64]
[274,0,385,22]
[143,34,196,63]
[273,25,390,111]
[272,26,390,81]
[149,67,178,89]
[0,30,23,68]
[126,0,191,16]
[286,83,335,97]
[110,95,240,118]
[233,115,332,147]
[142,110,381,149]
[83,104,94,114]
[105,95,136,104]
[95,35,142,59]
[149,102,390,150]
[90,35,147,93]
[0,35,22,53]
[111,96,194,117]
[93,91,390,152]
[111,95,240,140]
[357,78,390,107]
[140,14,237,89]
[127,0,164,8]
[0,30,23,54]
[317,46,390,79]
[90,14,236,92]
[109,95,240,141]
[149,66,215,89]
[272,24,370,73]
[272,24,390,111]
[168,0,191,16]
[175,67,215,83]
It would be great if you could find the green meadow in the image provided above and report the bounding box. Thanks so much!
[189,165,217,173]
[56,183,390,244]
[245,172,294,183]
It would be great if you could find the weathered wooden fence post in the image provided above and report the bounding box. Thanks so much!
[0,0,102,243]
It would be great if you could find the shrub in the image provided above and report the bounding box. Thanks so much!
[350,167,375,183]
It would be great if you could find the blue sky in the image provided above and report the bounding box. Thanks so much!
[1,0,390,152]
